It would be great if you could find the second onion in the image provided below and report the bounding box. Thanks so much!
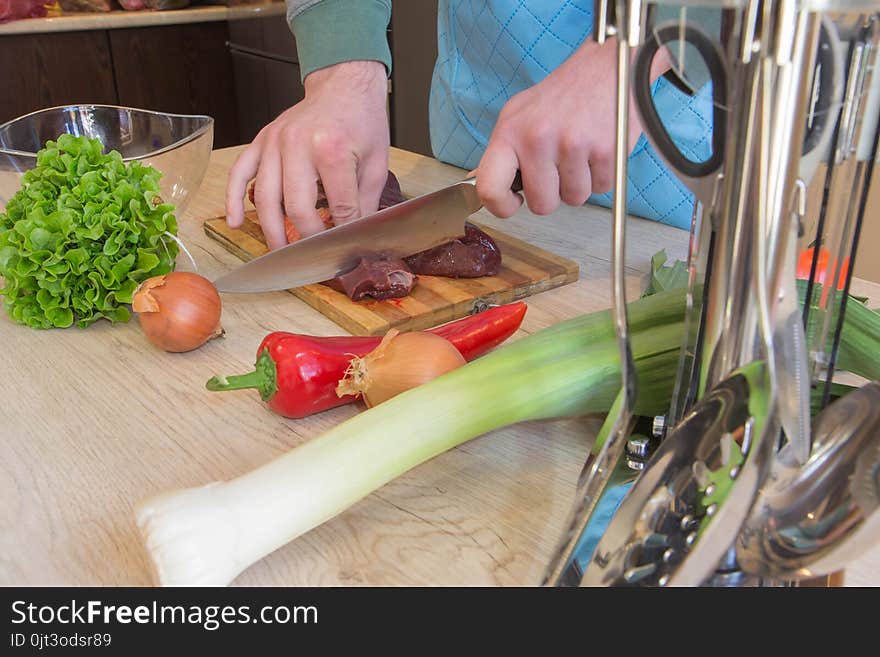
[336,329,466,407]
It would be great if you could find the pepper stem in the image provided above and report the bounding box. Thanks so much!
[206,349,278,402]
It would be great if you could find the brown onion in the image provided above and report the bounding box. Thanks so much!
[133,272,223,353]
[335,329,466,407]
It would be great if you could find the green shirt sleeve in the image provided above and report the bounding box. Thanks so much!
[287,0,392,81]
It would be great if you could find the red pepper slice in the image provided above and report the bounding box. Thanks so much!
[206,302,527,419]
[796,246,849,291]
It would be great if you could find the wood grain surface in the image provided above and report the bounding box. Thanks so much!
[204,213,579,336]
[1,146,877,587]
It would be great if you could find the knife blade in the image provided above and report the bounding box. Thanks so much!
[213,178,482,294]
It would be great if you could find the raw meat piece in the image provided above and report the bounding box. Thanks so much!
[325,256,415,301]
[314,170,406,212]
[379,170,407,208]
[404,223,502,278]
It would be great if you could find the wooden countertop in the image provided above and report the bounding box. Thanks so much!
[1,146,877,587]
[0,2,286,36]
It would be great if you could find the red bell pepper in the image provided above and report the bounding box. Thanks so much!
[205,302,527,418]
[796,246,849,291]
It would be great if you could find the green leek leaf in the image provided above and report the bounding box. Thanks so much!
[642,249,689,297]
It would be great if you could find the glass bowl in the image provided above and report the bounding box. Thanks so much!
[0,105,214,217]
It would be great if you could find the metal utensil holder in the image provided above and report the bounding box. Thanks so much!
[544,0,880,587]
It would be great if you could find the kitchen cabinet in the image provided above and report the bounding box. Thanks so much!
[109,23,240,149]
[0,21,239,148]
[390,0,439,157]
[227,15,304,144]
[0,30,117,123]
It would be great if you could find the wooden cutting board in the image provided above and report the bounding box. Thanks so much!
[204,211,579,336]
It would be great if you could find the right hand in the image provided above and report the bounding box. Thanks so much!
[225,60,390,250]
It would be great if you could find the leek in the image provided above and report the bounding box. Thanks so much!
[136,281,880,586]
[136,289,687,585]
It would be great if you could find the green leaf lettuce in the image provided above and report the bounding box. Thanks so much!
[0,134,179,329]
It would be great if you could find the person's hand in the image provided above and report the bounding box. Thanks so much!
[225,60,390,250]
[476,38,670,218]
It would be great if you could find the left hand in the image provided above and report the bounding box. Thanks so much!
[475,37,668,218]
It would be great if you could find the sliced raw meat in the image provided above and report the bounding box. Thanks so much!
[404,223,502,278]
[326,256,416,301]
[379,170,407,208]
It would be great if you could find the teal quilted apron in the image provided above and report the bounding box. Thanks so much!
[428,0,715,230]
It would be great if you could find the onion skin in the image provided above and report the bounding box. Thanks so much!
[133,272,223,353]
[336,329,466,407]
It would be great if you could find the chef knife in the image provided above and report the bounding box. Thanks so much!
[213,175,521,294]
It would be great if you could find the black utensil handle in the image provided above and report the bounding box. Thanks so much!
[633,22,728,178]
[802,19,837,156]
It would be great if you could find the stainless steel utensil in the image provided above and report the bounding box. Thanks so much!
[581,360,773,586]
[771,17,845,465]
[574,3,817,587]
[736,380,880,580]
[542,0,644,586]
[772,205,813,465]
[632,20,728,427]
[806,17,880,411]
[542,0,880,587]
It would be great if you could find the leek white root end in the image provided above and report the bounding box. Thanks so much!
[135,483,245,586]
